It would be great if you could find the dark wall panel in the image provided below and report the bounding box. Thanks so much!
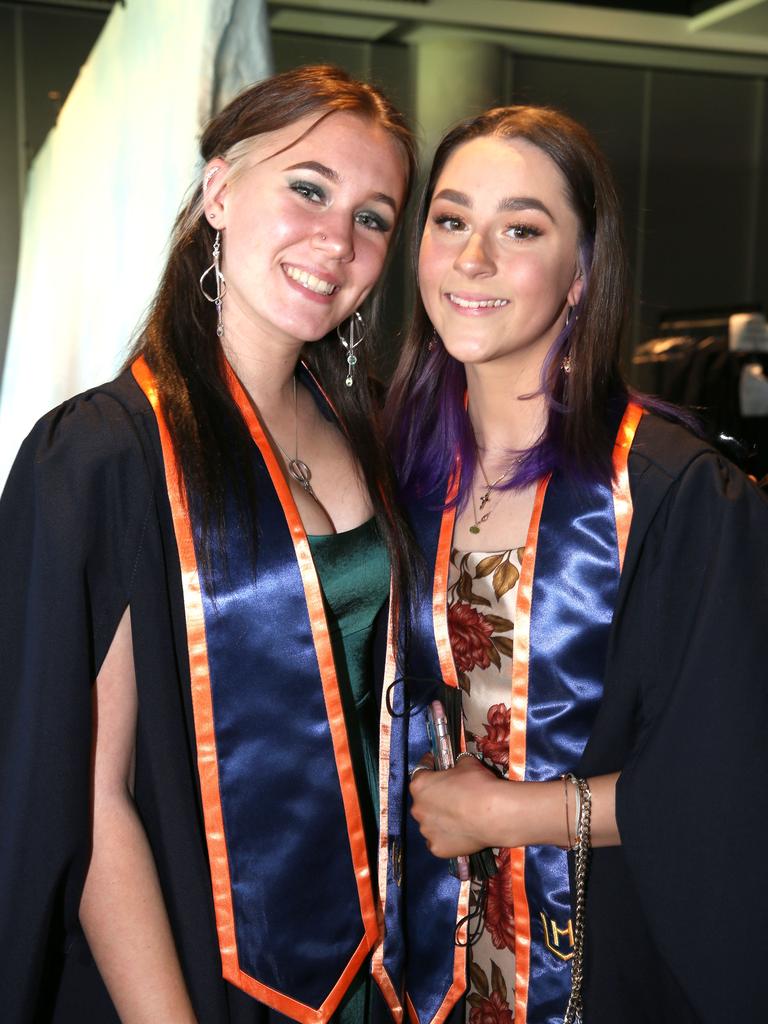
[272,34,413,132]
[755,86,768,316]
[0,7,106,387]
[272,33,372,81]
[0,8,19,374]
[22,9,105,163]
[511,56,645,269]
[371,39,413,127]
[641,71,758,337]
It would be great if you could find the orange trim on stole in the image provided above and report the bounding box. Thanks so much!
[402,886,470,1024]
[372,599,405,1024]
[445,881,471,1024]
[308,343,402,964]
[612,401,644,572]
[304,358,405,1017]
[132,357,375,1023]
[221,363,379,941]
[429,463,471,1024]
[404,461,469,1024]
[132,355,239,989]
[433,466,460,691]
[407,994,419,1024]
[507,473,551,1024]
[504,404,643,1021]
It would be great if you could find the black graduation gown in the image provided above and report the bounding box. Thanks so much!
[0,370,335,1023]
[2,375,767,1023]
[575,412,768,1021]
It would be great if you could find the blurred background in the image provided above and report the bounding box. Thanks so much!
[2,0,768,482]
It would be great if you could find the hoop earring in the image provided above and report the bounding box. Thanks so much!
[200,230,226,338]
[337,311,366,387]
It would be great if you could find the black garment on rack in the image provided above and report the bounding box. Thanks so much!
[632,332,768,481]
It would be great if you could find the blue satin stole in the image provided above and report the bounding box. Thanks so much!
[374,403,641,1024]
[133,357,379,1024]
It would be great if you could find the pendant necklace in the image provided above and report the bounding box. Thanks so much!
[469,457,510,534]
[273,377,321,505]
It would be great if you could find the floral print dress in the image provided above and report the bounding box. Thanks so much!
[447,545,526,1024]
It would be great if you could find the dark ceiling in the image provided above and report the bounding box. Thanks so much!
[0,0,734,13]
[534,1,733,14]
[0,0,118,10]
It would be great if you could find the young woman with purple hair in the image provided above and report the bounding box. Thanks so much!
[375,107,768,1024]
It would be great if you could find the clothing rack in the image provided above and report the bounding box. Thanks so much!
[632,306,768,483]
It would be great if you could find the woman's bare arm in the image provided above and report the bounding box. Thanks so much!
[79,607,197,1024]
[409,755,620,858]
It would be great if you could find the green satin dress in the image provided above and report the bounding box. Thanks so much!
[307,518,389,1024]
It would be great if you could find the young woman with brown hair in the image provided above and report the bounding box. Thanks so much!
[379,106,768,1024]
[0,65,416,1024]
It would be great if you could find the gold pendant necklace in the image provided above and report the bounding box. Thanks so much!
[469,458,509,534]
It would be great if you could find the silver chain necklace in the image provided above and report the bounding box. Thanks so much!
[272,377,321,505]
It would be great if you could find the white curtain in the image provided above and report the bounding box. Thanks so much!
[0,0,271,488]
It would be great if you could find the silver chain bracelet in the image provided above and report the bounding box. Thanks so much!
[563,774,592,1024]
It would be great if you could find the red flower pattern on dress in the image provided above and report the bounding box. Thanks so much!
[469,990,514,1024]
[448,601,494,673]
[485,848,515,951]
[475,703,511,770]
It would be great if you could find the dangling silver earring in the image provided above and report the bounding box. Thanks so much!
[200,230,226,338]
[337,311,366,387]
[562,353,572,375]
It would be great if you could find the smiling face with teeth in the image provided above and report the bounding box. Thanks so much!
[418,135,584,379]
[203,110,407,359]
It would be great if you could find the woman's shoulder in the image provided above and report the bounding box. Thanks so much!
[629,410,717,484]
[3,367,162,511]
[29,368,153,449]
[14,369,157,475]
[626,409,768,543]
[628,407,765,501]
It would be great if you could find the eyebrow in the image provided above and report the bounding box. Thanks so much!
[284,161,397,212]
[499,196,555,221]
[284,160,341,183]
[372,191,397,213]
[433,188,555,222]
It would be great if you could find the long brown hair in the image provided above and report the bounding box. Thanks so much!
[127,64,417,590]
[387,105,630,502]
